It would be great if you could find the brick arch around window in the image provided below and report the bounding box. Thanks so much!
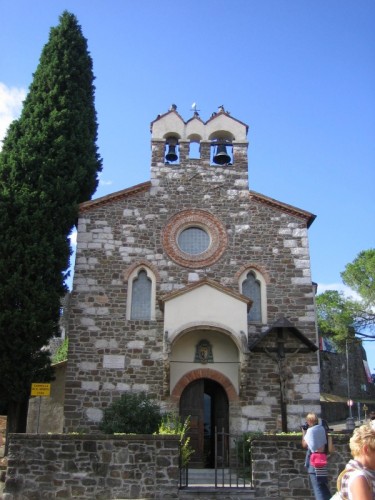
[234,263,271,284]
[124,260,160,320]
[235,264,269,324]
[171,368,239,404]
[123,259,161,283]
[162,209,228,268]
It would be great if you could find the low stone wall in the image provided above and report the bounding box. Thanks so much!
[251,433,352,499]
[2,432,352,499]
[3,434,180,500]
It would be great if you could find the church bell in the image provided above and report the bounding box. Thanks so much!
[213,143,231,165]
[165,144,178,162]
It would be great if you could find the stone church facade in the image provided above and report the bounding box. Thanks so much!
[64,105,320,466]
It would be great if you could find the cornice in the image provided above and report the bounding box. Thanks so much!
[79,181,151,213]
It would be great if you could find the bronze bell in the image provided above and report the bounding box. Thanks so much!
[213,144,231,165]
[165,144,178,162]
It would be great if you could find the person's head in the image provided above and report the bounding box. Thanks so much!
[306,413,319,427]
[350,422,375,468]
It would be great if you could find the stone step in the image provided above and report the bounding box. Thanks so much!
[179,488,256,499]
[185,468,252,487]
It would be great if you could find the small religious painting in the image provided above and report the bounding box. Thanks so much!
[194,339,213,364]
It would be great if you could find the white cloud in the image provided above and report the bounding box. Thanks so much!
[0,82,26,148]
[99,179,113,186]
[98,172,112,186]
[317,282,361,301]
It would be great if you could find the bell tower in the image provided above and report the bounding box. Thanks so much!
[150,105,249,194]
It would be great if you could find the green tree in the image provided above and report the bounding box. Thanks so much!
[341,249,375,308]
[0,11,102,437]
[316,290,358,347]
[317,249,375,346]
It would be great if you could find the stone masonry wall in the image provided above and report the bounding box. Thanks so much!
[3,433,352,499]
[3,434,179,500]
[320,343,375,401]
[64,137,319,433]
[252,433,351,499]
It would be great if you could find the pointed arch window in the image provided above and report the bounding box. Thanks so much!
[127,267,156,320]
[240,269,267,324]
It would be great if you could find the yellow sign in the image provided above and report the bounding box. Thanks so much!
[31,383,51,397]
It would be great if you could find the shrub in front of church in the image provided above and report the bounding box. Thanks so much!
[156,413,194,467]
[52,338,69,363]
[99,392,162,434]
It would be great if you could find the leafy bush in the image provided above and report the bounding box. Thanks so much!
[157,413,194,467]
[52,338,68,363]
[235,432,253,467]
[233,431,263,480]
[99,392,162,434]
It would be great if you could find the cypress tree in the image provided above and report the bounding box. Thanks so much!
[0,11,102,436]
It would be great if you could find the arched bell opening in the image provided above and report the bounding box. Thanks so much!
[164,135,180,164]
[211,141,232,165]
[209,131,234,166]
[187,134,202,159]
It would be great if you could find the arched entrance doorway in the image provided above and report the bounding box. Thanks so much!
[180,378,228,468]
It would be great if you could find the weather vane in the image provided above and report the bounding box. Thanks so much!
[191,102,200,115]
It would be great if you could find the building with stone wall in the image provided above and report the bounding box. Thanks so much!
[320,338,375,422]
[320,340,374,401]
[64,105,320,467]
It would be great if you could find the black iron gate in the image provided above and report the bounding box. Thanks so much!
[214,427,252,488]
[179,427,253,489]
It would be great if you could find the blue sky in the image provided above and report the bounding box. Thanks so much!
[1,1,374,366]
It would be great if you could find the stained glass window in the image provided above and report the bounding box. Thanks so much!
[131,270,151,320]
[178,227,210,255]
[242,271,261,322]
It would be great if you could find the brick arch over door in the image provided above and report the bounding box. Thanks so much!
[171,368,239,404]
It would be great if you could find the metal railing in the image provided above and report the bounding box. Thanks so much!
[214,427,252,488]
[179,457,188,489]
[179,427,253,489]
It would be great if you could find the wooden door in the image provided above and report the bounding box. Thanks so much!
[205,379,229,467]
[212,381,229,467]
[180,379,205,467]
[180,378,229,468]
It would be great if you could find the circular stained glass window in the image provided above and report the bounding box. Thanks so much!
[178,227,210,255]
[162,209,228,268]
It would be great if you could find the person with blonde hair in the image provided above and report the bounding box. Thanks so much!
[337,422,375,499]
[302,412,331,499]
